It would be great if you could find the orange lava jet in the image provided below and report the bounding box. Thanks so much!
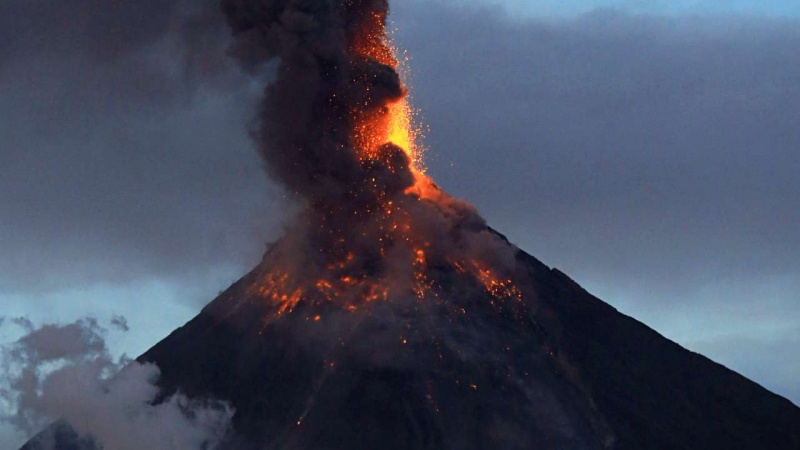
[235,2,524,321]
[349,11,429,188]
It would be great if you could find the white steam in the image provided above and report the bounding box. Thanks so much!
[0,317,233,449]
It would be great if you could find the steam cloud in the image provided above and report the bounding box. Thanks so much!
[0,318,233,449]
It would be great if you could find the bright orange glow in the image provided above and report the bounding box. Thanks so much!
[251,271,304,316]
[387,99,419,165]
[245,11,524,317]
[350,15,428,187]
[452,260,523,303]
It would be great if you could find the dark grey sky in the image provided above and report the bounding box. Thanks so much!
[391,1,800,407]
[1,1,798,444]
[397,4,800,290]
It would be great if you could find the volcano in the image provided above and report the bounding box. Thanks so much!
[127,239,800,450]
[148,245,800,450]
[20,0,800,448]
[22,231,800,450]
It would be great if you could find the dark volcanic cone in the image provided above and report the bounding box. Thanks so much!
[21,230,800,449]
[135,238,800,450]
[138,233,608,449]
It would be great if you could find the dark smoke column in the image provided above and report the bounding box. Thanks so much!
[219,0,470,285]
[221,0,415,208]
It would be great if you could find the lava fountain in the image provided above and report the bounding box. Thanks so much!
[222,0,519,321]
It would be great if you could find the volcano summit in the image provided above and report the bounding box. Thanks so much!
[21,0,800,448]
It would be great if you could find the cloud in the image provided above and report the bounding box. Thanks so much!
[0,6,286,296]
[391,2,800,292]
[0,318,233,449]
[386,1,800,404]
[0,84,284,294]
[110,315,130,332]
[0,0,291,296]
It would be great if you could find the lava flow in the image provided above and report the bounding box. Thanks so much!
[223,0,521,320]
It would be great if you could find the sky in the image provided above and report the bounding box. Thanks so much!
[1,0,798,446]
[474,0,800,18]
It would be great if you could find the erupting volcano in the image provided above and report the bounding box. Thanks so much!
[23,0,800,449]
[216,0,527,333]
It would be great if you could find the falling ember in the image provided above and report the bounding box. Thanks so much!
[386,47,426,173]
[452,260,524,303]
[351,28,427,179]
[388,97,423,170]
[223,0,522,316]
[248,271,305,316]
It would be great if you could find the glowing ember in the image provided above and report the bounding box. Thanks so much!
[452,260,523,303]
[226,0,523,319]
[250,271,304,316]
[352,35,426,180]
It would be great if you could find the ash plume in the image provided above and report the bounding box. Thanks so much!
[222,0,410,204]
[221,0,515,307]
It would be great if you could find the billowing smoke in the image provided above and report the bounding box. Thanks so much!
[221,0,516,311]
[0,318,233,449]
[222,0,411,204]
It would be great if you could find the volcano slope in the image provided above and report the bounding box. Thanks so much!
[132,232,800,450]
[24,228,800,450]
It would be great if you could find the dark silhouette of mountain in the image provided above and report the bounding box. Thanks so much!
[21,233,800,449]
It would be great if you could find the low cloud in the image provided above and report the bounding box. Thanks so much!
[110,315,130,332]
[0,317,233,449]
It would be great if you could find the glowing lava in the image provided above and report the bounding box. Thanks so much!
[349,11,427,179]
[239,2,524,322]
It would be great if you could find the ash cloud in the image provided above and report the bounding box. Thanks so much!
[222,0,411,204]
[218,0,515,296]
[0,318,233,449]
